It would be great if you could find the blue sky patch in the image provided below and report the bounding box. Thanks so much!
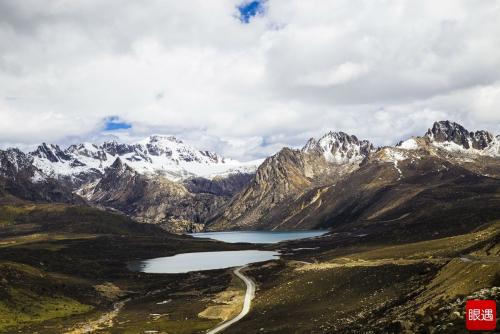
[238,0,265,23]
[104,116,132,131]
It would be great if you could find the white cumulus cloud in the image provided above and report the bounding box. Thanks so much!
[0,0,499,160]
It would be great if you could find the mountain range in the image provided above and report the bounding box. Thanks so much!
[1,120,499,233]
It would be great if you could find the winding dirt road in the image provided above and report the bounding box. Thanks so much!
[207,266,255,334]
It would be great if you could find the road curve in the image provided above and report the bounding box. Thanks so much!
[207,266,255,334]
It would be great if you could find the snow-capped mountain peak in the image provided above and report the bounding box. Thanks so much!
[0,148,35,178]
[303,131,374,163]
[28,136,260,183]
[32,143,72,163]
[425,121,499,157]
[135,134,225,164]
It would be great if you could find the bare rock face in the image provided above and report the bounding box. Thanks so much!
[404,121,500,178]
[79,157,253,233]
[183,173,254,197]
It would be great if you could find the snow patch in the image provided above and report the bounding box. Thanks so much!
[398,138,418,150]
[30,170,46,183]
[380,148,408,180]
[431,140,500,157]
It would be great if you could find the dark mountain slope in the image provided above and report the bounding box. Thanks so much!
[207,121,499,237]
[0,148,82,204]
[208,133,374,231]
[284,154,500,242]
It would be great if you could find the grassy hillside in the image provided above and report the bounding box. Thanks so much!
[0,202,170,238]
[0,197,244,333]
[227,221,500,333]
[0,194,498,333]
[0,262,94,331]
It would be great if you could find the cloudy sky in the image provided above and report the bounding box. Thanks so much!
[1,0,500,160]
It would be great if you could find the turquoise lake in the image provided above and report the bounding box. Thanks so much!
[189,230,327,244]
[129,250,280,273]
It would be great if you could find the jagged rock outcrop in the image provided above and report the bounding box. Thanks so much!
[425,120,497,150]
[302,131,374,163]
[0,148,37,179]
[31,143,72,163]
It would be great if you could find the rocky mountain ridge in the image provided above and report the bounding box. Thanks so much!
[425,120,498,152]
[1,121,498,233]
[207,121,499,231]
[209,130,377,230]
[302,131,375,163]
[0,136,259,232]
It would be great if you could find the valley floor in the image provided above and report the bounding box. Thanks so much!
[0,217,499,333]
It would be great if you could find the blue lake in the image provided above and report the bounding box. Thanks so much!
[189,230,327,244]
[129,250,280,274]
